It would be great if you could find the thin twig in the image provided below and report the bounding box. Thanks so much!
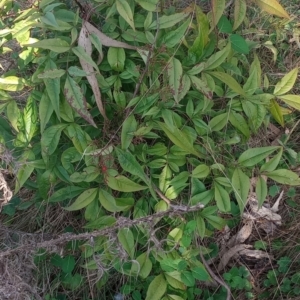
[0,203,204,259]
[199,251,231,300]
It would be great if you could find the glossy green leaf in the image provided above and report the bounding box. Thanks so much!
[107,175,148,192]
[233,0,246,30]
[256,176,268,208]
[167,57,182,103]
[64,75,96,127]
[0,76,26,91]
[265,169,300,186]
[269,99,284,126]
[217,15,232,33]
[214,182,231,212]
[116,0,135,30]
[107,47,126,72]
[157,122,203,158]
[232,168,250,213]
[192,164,210,179]
[204,42,231,70]
[118,228,135,259]
[278,94,300,110]
[209,71,246,96]
[230,34,249,54]
[149,12,189,30]
[64,188,98,211]
[145,274,167,300]
[131,252,152,279]
[135,0,159,11]
[274,68,298,96]
[121,114,137,150]
[229,111,250,138]
[25,38,70,53]
[238,146,280,167]
[260,147,283,172]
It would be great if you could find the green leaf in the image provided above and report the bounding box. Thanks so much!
[48,186,85,203]
[115,148,148,183]
[157,122,204,158]
[242,101,266,132]
[238,146,280,167]
[64,188,98,211]
[107,175,148,192]
[192,164,210,179]
[149,12,189,30]
[260,147,283,172]
[38,69,66,79]
[269,99,284,126]
[15,151,35,194]
[116,0,135,30]
[180,271,195,287]
[232,168,250,214]
[265,169,300,186]
[278,94,300,110]
[230,34,249,54]
[0,76,26,91]
[196,215,206,238]
[214,182,231,212]
[89,33,103,57]
[229,111,250,138]
[39,93,53,133]
[274,68,298,96]
[189,7,209,59]
[98,188,119,212]
[68,66,87,77]
[72,46,99,72]
[6,100,20,132]
[191,266,209,281]
[168,57,182,103]
[204,42,231,70]
[118,228,135,259]
[164,271,186,290]
[131,252,152,279]
[145,274,167,300]
[135,0,159,12]
[121,114,137,150]
[217,15,232,33]
[25,38,70,53]
[38,170,55,199]
[107,47,126,72]
[162,18,190,48]
[41,124,68,157]
[64,75,96,127]
[209,71,246,96]
[208,113,228,131]
[256,176,268,208]
[233,0,247,30]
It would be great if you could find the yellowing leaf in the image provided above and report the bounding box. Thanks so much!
[278,94,300,110]
[210,0,225,30]
[209,71,246,96]
[145,274,167,300]
[255,0,290,19]
[269,99,284,126]
[233,0,247,30]
[0,76,26,91]
[274,68,298,96]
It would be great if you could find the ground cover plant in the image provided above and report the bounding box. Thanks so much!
[1,0,300,299]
